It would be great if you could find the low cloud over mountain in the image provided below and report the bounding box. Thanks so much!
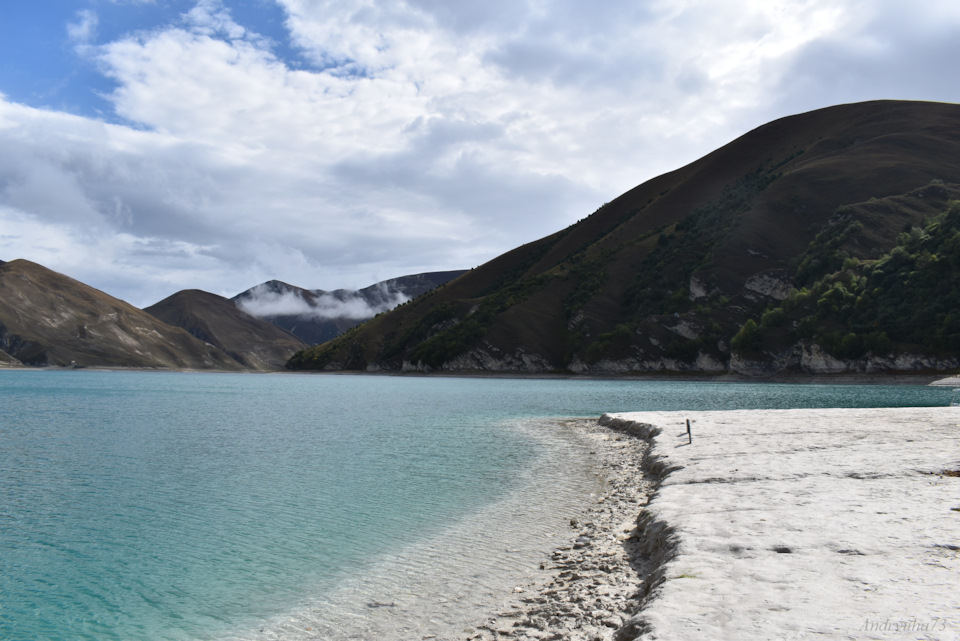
[236,283,409,321]
[233,271,466,345]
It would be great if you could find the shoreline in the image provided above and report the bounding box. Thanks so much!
[1,365,954,386]
[457,419,655,641]
[278,368,960,385]
[468,409,960,641]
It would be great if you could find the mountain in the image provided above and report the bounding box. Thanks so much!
[0,259,243,370]
[144,290,309,371]
[287,100,960,376]
[233,270,467,345]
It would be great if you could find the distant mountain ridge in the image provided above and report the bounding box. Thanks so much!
[233,270,467,345]
[0,259,465,370]
[287,100,960,376]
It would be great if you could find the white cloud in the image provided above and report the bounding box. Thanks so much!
[236,282,409,320]
[67,9,99,55]
[768,0,960,114]
[3,0,960,307]
[236,287,317,317]
[0,203,224,306]
[185,0,247,40]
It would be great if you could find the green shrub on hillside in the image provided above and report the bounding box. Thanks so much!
[795,216,863,287]
[763,200,960,358]
[731,318,762,354]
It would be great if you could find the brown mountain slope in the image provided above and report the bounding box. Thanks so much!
[0,259,243,369]
[144,290,308,371]
[288,100,960,375]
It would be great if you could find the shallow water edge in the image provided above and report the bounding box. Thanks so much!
[216,417,614,641]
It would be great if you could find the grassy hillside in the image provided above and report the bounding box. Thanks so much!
[288,100,960,375]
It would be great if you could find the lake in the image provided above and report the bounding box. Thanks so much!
[0,371,951,640]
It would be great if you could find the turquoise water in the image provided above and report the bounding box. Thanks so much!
[0,371,952,641]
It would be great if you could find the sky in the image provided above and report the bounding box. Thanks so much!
[1,1,959,307]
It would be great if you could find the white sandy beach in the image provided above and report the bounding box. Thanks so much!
[599,408,960,641]
[466,408,959,641]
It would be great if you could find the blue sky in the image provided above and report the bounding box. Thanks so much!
[2,0,960,307]
[0,1,303,117]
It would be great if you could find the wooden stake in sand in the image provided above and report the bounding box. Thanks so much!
[686,418,692,444]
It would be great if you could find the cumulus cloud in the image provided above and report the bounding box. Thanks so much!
[0,203,224,305]
[3,0,960,308]
[236,283,409,320]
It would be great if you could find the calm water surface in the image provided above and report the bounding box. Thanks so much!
[0,371,951,641]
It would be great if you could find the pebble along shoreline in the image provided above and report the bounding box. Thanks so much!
[455,418,661,641]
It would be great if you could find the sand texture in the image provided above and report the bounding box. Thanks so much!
[601,408,960,641]
[465,408,960,641]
